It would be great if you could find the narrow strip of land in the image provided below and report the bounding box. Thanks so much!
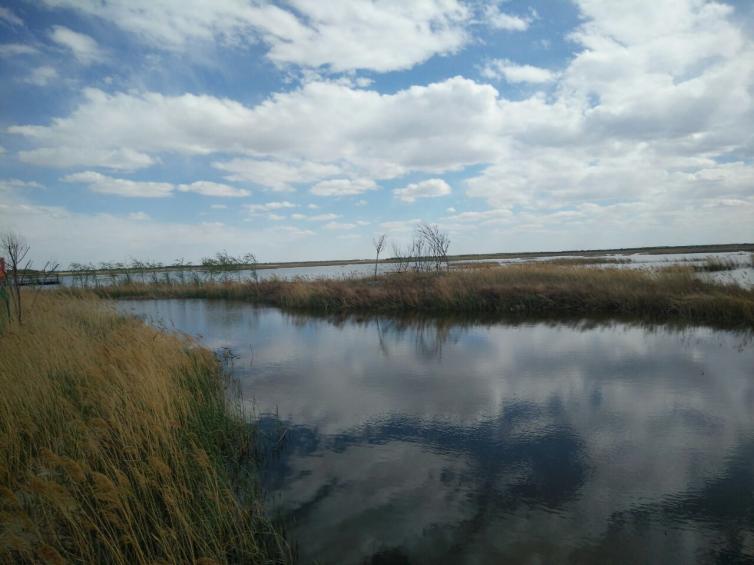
[91,263,754,328]
[56,243,754,275]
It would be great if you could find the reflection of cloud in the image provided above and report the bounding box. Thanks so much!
[118,299,754,564]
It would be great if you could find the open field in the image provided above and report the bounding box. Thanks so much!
[88,263,754,327]
[0,294,289,564]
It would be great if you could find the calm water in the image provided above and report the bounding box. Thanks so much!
[118,299,754,564]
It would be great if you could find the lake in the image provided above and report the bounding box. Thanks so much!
[64,250,754,288]
[118,299,754,564]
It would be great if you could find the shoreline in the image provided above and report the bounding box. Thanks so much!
[84,263,754,328]
[55,243,754,276]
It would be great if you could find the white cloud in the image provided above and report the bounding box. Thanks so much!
[210,204,227,209]
[0,43,38,57]
[62,171,174,198]
[268,213,286,221]
[50,26,105,64]
[0,7,23,27]
[24,66,58,86]
[483,5,530,31]
[214,158,341,191]
[18,147,155,170]
[8,0,754,256]
[481,59,557,83]
[311,178,378,197]
[177,181,250,197]
[393,178,451,203]
[291,212,340,222]
[323,221,358,230]
[128,211,150,221]
[244,201,297,214]
[8,78,505,176]
[40,0,471,72]
[0,179,42,192]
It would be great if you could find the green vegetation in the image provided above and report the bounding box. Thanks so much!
[90,263,754,327]
[0,293,290,564]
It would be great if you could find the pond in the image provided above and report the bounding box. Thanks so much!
[118,299,754,564]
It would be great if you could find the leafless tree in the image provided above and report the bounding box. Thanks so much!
[373,234,387,279]
[416,222,451,271]
[2,232,30,324]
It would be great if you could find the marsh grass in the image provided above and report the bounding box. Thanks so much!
[90,263,754,327]
[692,256,743,272]
[0,293,290,564]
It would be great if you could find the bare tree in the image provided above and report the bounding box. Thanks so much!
[416,222,451,271]
[372,234,387,279]
[2,232,30,324]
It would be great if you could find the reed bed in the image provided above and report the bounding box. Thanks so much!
[91,263,754,327]
[692,256,743,272]
[0,293,289,564]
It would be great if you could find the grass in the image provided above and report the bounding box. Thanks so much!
[0,293,290,564]
[691,256,745,272]
[88,263,754,327]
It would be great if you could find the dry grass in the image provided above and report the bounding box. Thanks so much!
[691,256,743,272]
[0,293,290,564]
[91,263,754,327]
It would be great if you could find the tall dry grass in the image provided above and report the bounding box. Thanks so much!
[92,263,754,327]
[0,293,289,564]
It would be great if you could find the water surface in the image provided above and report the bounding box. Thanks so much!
[119,299,754,564]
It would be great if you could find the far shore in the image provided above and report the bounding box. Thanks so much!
[55,243,754,276]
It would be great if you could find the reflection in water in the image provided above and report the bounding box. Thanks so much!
[118,299,754,564]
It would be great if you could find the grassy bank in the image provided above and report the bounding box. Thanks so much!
[92,263,754,327]
[0,294,290,563]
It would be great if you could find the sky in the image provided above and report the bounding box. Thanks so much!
[1,0,753,265]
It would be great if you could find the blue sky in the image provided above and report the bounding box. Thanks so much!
[1,0,753,265]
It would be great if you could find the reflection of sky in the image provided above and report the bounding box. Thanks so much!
[119,300,754,564]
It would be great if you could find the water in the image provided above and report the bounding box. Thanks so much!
[117,299,754,564]
[63,251,754,288]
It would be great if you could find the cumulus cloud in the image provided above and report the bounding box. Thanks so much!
[393,178,451,203]
[8,78,504,177]
[481,59,557,83]
[62,173,249,198]
[63,171,174,198]
[176,181,250,197]
[311,178,378,197]
[244,201,297,214]
[50,26,105,64]
[40,0,470,72]
[7,0,754,255]
[291,213,340,222]
[214,158,341,191]
[482,5,530,31]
